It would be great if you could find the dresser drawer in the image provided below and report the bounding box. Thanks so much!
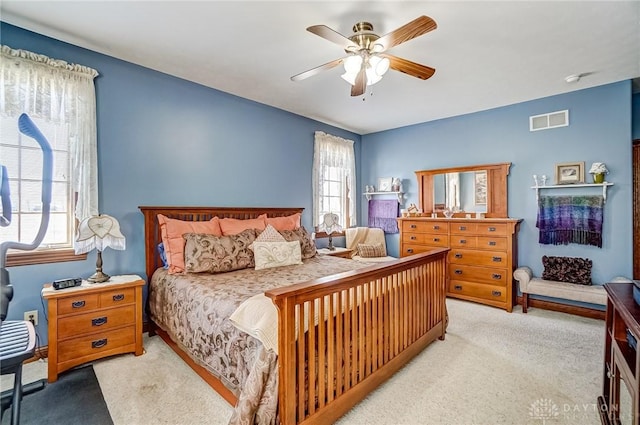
[449,249,508,267]
[476,236,507,251]
[57,293,99,316]
[449,222,478,234]
[99,288,135,308]
[450,236,477,249]
[448,264,508,286]
[475,223,508,236]
[448,281,507,302]
[57,325,135,363]
[58,305,136,339]
[402,221,448,234]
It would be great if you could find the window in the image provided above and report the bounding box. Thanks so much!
[0,46,99,266]
[312,131,356,229]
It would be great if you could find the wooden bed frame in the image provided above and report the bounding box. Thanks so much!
[139,206,448,425]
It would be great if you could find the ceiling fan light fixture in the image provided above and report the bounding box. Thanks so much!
[343,55,362,74]
[341,71,357,85]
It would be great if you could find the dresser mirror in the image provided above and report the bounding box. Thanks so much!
[416,162,511,218]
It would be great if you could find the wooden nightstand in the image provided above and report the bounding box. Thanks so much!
[317,247,354,259]
[42,274,145,382]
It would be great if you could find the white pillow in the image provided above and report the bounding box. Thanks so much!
[253,241,303,270]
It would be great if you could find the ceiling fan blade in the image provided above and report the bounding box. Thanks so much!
[291,57,345,82]
[351,67,366,97]
[373,16,437,52]
[307,25,360,51]
[382,54,436,80]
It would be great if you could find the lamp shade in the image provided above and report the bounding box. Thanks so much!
[318,213,342,235]
[75,214,126,254]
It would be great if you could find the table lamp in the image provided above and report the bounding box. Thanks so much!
[319,213,342,251]
[75,214,126,283]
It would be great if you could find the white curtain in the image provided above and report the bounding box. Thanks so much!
[0,45,99,221]
[312,131,356,227]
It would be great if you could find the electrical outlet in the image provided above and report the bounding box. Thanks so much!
[24,310,38,326]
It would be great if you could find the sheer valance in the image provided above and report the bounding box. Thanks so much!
[0,45,99,221]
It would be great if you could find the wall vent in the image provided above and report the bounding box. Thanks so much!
[529,110,569,131]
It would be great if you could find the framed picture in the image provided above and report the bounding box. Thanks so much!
[377,177,393,192]
[474,171,487,205]
[555,162,585,185]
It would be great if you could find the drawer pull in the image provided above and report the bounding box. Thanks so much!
[92,338,107,349]
[112,294,125,302]
[488,227,496,232]
[488,241,497,246]
[454,285,463,291]
[459,226,466,231]
[492,273,502,280]
[407,248,414,253]
[410,224,417,229]
[454,269,463,275]
[492,256,502,262]
[92,316,108,327]
[72,300,86,308]
[433,238,440,242]
[410,236,417,240]
[454,253,463,259]
[459,239,467,244]
[433,225,440,230]
[491,290,502,297]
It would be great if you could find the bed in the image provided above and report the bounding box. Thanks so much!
[139,206,448,425]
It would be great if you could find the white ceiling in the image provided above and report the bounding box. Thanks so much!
[2,1,639,135]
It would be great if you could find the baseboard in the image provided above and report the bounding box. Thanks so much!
[517,296,605,320]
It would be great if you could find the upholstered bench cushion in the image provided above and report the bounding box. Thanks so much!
[514,266,607,306]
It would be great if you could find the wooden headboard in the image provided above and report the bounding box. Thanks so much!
[138,206,305,282]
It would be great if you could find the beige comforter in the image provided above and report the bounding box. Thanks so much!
[149,255,368,425]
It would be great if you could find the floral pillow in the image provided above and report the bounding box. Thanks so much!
[279,226,317,259]
[542,255,592,285]
[253,241,303,270]
[183,228,257,273]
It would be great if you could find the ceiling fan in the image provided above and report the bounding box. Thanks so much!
[291,15,437,97]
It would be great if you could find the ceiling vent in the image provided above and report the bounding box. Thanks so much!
[529,110,569,131]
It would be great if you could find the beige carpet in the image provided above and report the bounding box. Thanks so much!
[5,299,607,424]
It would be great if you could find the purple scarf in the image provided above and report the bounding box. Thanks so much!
[536,195,604,248]
[368,199,399,234]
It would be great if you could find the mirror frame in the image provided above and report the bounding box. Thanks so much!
[415,162,511,218]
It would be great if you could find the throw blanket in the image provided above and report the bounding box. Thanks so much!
[368,199,399,233]
[536,195,604,248]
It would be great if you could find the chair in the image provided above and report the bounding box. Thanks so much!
[0,320,45,425]
[345,227,397,263]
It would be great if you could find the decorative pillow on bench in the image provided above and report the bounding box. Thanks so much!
[542,255,592,285]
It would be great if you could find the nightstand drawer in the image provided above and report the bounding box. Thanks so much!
[99,288,135,307]
[58,305,135,339]
[58,325,135,362]
[57,294,99,315]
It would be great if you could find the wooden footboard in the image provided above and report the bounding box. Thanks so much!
[266,249,448,425]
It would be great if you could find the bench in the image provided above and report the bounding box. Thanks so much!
[513,266,607,313]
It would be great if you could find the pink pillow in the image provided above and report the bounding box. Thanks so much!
[158,214,222,274]
[265,213,301,231]
[219,214,267,235]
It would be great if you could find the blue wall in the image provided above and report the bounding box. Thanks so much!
[1,22,636,344]
[1,23,360,343]
[361,81,633,287]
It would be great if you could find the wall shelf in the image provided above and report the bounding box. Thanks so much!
[364,191,404,205]
[531,182,614,202]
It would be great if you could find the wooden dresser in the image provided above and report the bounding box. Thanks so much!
[598,282,640,425]
[398,217,521,312]
[43,275,144,382]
